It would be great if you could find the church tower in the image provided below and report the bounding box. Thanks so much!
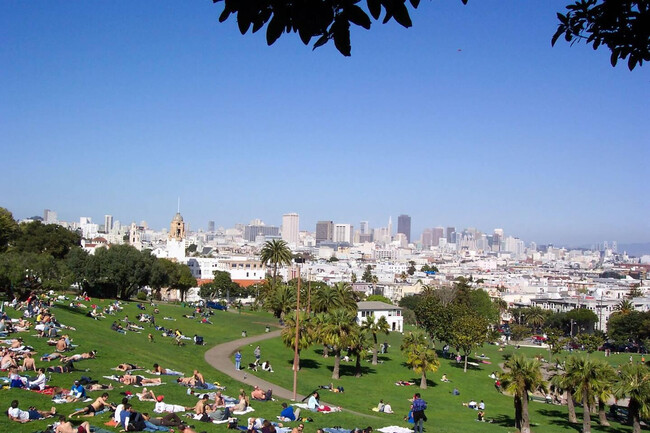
[169,212,185,241]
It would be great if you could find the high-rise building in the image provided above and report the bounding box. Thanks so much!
[208,221,215,232]
[421,229,433,248]
[315,221,334,245]
[446,227,456,244]
[281,213,300,245]
[359,221,369,235]
[612,241,618,253]
[432,227,444,246]
[333,223,353,243]
[492,228,504,252]
[387,216,393,237]
[397,214,411,243]
[243,224,279,241]
[104,215,113,233]
[43,209,57,224]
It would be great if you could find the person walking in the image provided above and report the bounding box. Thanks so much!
[411,393,427,433]
[235,350,242,371]
[254,346,261,362]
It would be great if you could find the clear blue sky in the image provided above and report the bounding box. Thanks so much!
[1,1,648,246]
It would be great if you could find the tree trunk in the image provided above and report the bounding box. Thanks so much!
[463,353,468,373]
[582,395,591,433]
[332,349,341,379]
[520,392,531,433]
[372,335,378,365]
[630,401,641,433]
[323,345,329,358]
[567,389,578,423]
[355,353,362,377]
[420,372,427,389]
[514,395,523,432]
[598,399,609,426]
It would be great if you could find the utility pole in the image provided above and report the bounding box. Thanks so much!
[598,293,604,332]
[307,270,311,315]
[292,266,301,401]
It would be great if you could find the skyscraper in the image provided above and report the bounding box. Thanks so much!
[421,229,433,248]
[104,215,113,233]
[333,223,353,243]
[281,213,300,245]
[359,221,369,235]
[208,221,215,232]
[43,209,57,224]
[397,214,411,243]
[446,227,456,244]
[315,221,334,245]
[432,227,444,246]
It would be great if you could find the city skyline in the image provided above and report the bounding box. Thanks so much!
[1,1,648,247]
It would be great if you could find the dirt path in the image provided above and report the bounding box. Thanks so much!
[204,328,380,420]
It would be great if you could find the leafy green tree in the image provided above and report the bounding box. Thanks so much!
[0,252,72,297]
[420,264,439,273]
[415,294,461,344]
[321,309,358,379]
[501,354,547,433]
[613,363,650,433]
[333,281,358,311]
[259,239,292,286]
[12,221,81,259]
[148,258,173,299]
[607,310,650,346]
[524,307,547,331]
[171,263,197,302]
[566,308,598,333]
[360,314,390,365]
[65,247,90,289]
[361,265,373,283]
[199,270,239,301]
[450,313,489,372]
[510,324,532,341]
[575,333,604,353]
[0,207,19,253]
[407,261,416,275]
[553,0,650,70]
[400,331,439,389]
[281,311,315,370]
[86,245,152,299]
[468,289,499,323]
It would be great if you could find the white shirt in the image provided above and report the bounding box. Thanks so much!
[114,404,125,422]
[30,373,47,390]
[8,406,30,421]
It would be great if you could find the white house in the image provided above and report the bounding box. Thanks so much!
[356,301,403,332]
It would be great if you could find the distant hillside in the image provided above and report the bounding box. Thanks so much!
[619,243,650,257]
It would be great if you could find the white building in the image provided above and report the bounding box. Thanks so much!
[333,223,353,243]
[356,301,403,332]
[282,213,300,245]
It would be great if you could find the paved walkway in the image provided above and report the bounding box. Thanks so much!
[204,328,380,420]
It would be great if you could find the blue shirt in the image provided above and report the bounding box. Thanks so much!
[412,398,427,412]
[235,352,242,361]
[281,406,296,421]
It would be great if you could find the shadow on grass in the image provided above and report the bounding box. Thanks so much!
[490,414,516,428]
[326,364,376,376]
[407,377,438,388]
[55,304,91,316]
[537,409,582,432]
[448,361,481,371]
[285,358,322,369]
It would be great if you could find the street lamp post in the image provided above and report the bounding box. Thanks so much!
[292,266,301,401]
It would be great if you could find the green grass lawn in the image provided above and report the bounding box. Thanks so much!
[0,299,642,433]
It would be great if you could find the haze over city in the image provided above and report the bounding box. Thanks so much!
[1,1,648,246]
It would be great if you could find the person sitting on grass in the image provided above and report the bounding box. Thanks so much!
[28,368,48,390]
[252,386,273,401]
[66,380,86,402]
[7,399,56,423]
[441,374,450,382]
[136,387,156,401]
[54,416,91,433]
[21,352,37,372]
[232,390,250,411]
[279,402,300,421]
[261,360,274,372]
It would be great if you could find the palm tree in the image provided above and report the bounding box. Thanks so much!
[361,314,390,365]
[501,354,547,433]
[613,363,650,433]
[400,331,439,389]
[569,357,603,433]
[264,284,296,319]
[347,327,369,377]
[311,284,340,314]
[525,307,546,332]
[614,299,634,314]
[281,311,315,371]
[592,360,616,426]
[333,281,358,311]
[551,355,580,423]
[321,309,358,379]
[259,239,292,286]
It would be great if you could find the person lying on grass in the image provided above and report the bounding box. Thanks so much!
[119,373,162,386]
[54,415,91,433]
[61,350,97,363]
[7,399,56,423]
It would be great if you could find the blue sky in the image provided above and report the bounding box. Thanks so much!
[1,1,648,246]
